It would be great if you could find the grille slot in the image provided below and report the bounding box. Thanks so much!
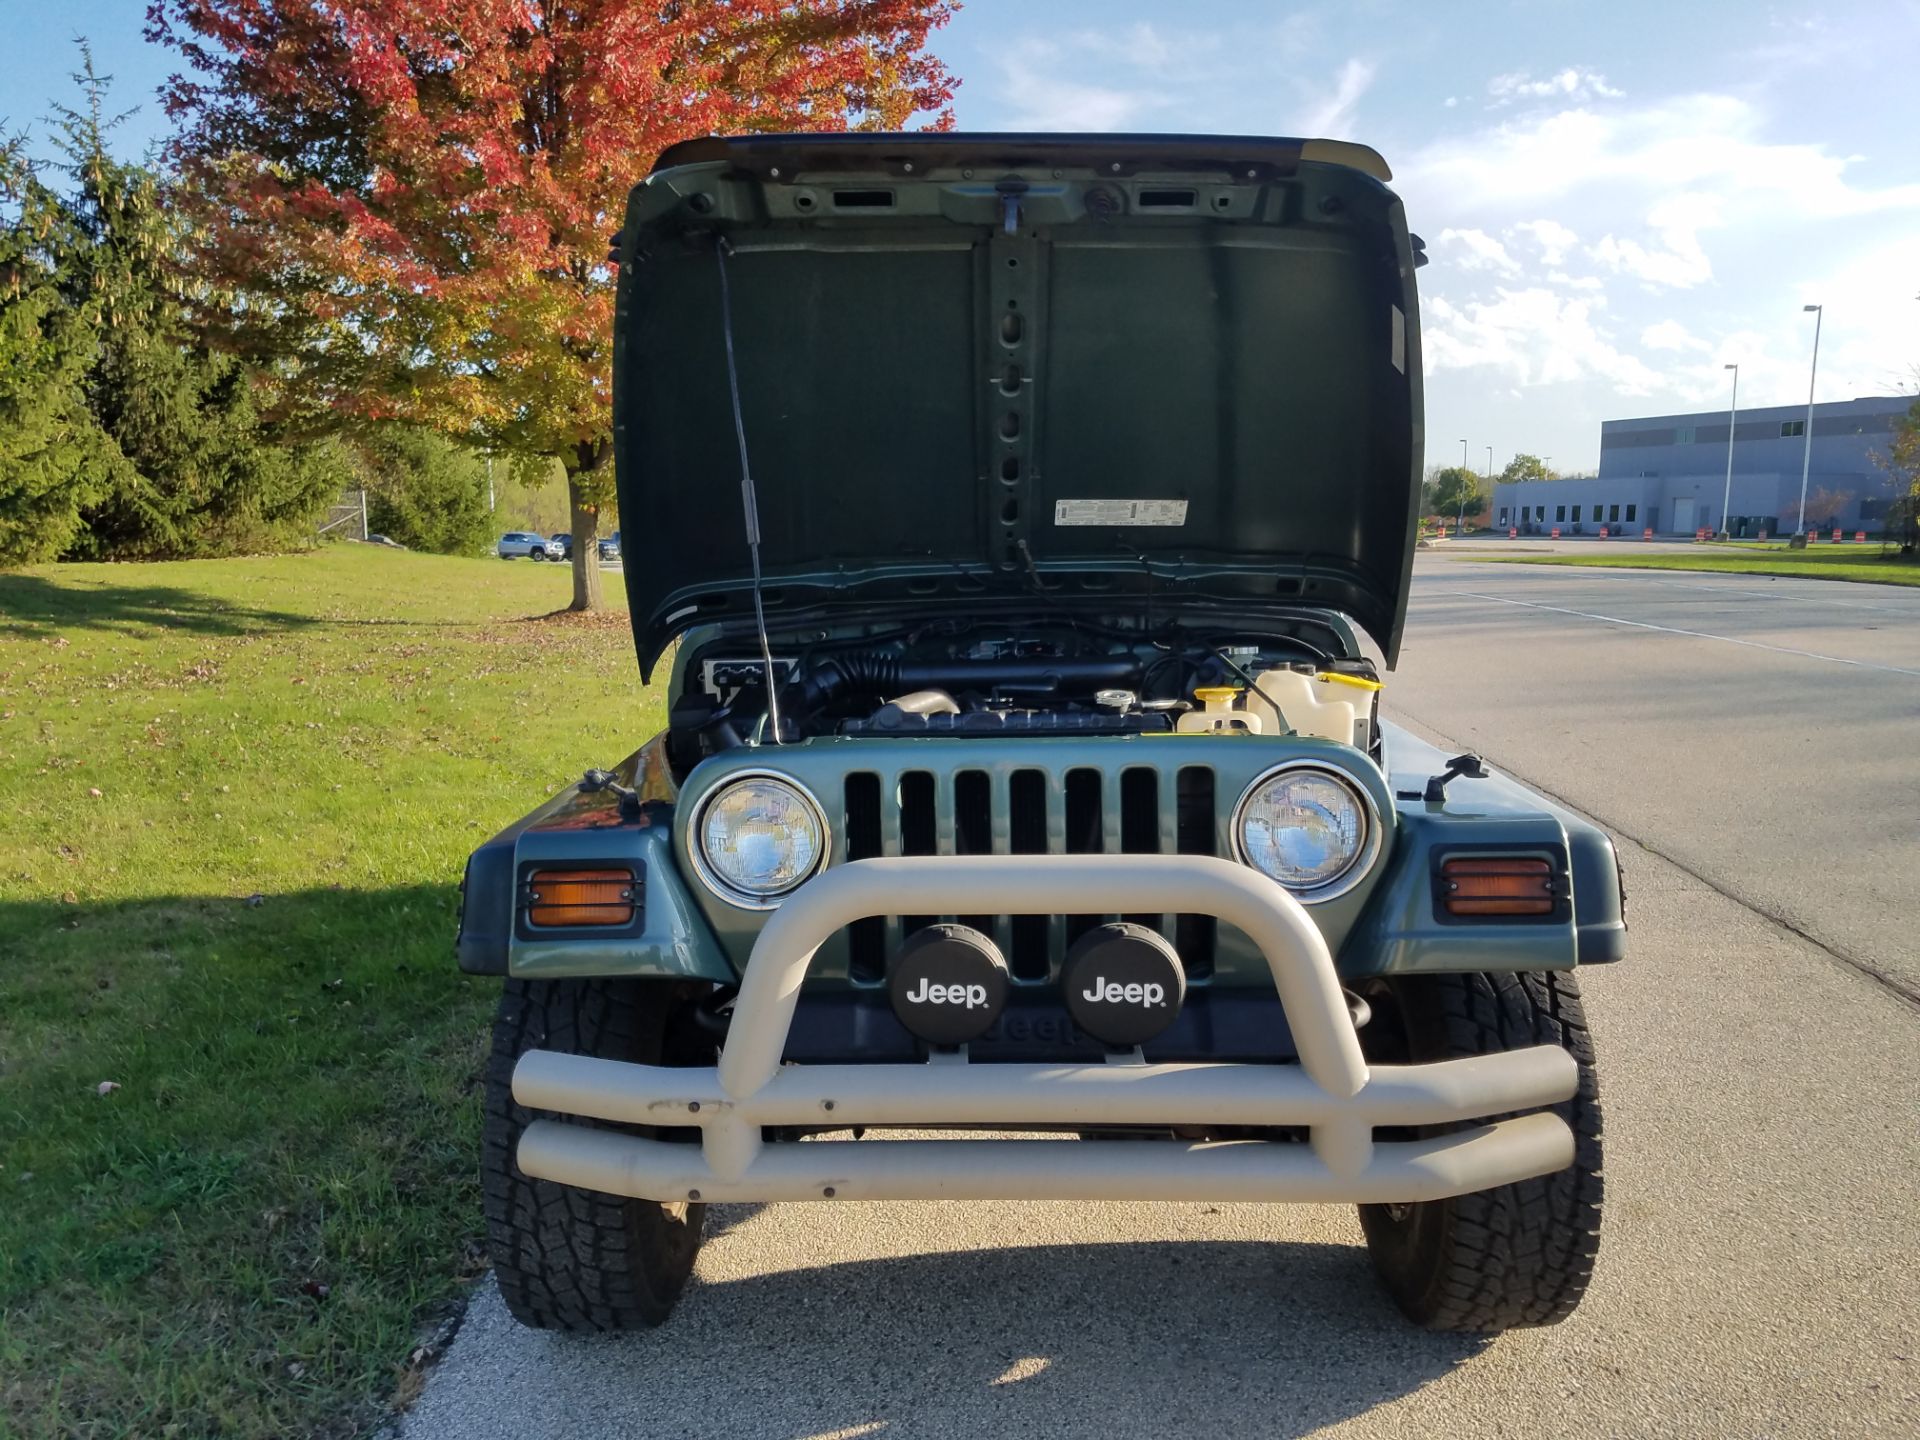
[1008,769,1050,979]
[898,771,937,938]
[844,761,1218,985]
[1064,767,1103,948]
[1174,765,1219,980]
[843,773,886,982]
[1119,767,1160,929]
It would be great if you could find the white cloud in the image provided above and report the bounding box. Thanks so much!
[1438,227,1521,273]
[996,60,1164,130]
[1640,320,1712,353]
[1591,231,1713,288]
[1408,92,1920,217]
[1301,58,1375,136]
[1424,288,1664,395]
[1488,68,1623,106]
[1514,219,1579,266]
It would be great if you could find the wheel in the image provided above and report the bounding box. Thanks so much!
[529,548,544,561]
[484,977,710,1331]
[1357,970,1603,1332]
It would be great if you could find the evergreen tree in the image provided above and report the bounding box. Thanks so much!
[0,136,127,564]
[43,51,340,559]
[357,426,493,555]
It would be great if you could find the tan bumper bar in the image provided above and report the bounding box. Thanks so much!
[514,854,1579,1204]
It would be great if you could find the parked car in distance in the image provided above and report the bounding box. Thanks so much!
[498,532,561,560]
[549,532,575,560]
[598,531,622,561]
[364,534,405,549]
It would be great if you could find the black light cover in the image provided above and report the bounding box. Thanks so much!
[1061,923,1186,1047]
[887,924,1010,1046]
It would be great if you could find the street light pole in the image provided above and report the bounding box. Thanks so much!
[1796,304,1822,536]
[1457,438,1469,533]
[1719,363,1738,539]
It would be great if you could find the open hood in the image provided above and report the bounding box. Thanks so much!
[613,133,1425,676]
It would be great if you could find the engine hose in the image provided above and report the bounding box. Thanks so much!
[790,652,1142,710]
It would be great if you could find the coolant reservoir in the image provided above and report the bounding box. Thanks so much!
[1242,669,1380,747]
[1176,686,1263,734]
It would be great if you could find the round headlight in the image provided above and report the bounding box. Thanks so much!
[1234,766,1375,898]
[695,774,827,905]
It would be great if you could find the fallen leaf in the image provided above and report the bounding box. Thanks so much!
[299,1280,330,1301]
[245,894,265,908]
[87,787,103,798]
[97,1081,121,1097]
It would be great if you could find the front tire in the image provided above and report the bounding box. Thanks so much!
[1357,970,1603,1332]
[483,977,709,1331]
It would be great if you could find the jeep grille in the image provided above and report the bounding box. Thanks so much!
[841,764,1220,986]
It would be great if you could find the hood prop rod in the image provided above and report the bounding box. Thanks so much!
[714,236,785,745]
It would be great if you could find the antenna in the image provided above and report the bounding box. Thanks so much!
[714,237,784,744]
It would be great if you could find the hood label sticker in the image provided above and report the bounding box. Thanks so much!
[1054,499,1189,527]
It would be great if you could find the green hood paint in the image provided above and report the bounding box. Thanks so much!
[612,133,1426,678]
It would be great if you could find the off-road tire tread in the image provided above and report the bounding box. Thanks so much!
[483,977,705,1332]
[1362,970,1603,1332]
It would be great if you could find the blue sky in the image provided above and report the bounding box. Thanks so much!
[6,0,1918,472]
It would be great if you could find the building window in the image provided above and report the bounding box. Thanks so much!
[1497,507,1509,526]
[1609,504,1621,521]
[1556,505,1567,521]
[1780,420,1805,437]
[1626,504,1637,522]
[1572,505,1582,522]
[1674,426,1695,444]
[1534,506,1545,521]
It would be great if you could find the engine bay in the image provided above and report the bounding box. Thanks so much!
[665,619,1382,778]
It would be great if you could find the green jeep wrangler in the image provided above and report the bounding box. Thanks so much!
[457,133,1621,1336]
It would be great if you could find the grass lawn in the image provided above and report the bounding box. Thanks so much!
[0,546,660,1438]
[1477,542,1920,587]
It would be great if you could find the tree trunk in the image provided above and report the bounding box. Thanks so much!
[567,447,605,613]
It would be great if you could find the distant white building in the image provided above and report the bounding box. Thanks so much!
[1492,395,1912,537]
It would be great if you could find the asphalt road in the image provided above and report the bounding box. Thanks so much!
[394,558,1919,1440]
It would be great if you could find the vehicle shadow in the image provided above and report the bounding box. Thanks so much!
[490,1235,1487,1440]
[0,571,322,639]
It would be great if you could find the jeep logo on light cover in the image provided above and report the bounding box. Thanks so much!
[887,924,1010,1046]
[1061,923,1187,1048]
[903,977,991,1009]
[1081,976,1167,1008]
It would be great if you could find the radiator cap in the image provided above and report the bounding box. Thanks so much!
[1061,922,1186,1047]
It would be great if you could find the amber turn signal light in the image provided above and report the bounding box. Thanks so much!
[1440,857,1555,917]
[527,868,635,927]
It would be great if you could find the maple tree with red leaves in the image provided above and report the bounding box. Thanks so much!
[148,0,957,609]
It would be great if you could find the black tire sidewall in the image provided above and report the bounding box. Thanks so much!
[1356,970,1603,1332]
[483,977,711,1330]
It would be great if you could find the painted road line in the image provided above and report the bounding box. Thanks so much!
[1439,561,1920,617]
[1424,590,1920,679]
